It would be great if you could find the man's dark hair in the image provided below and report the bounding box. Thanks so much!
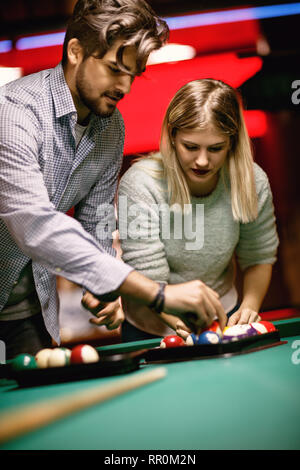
[62,0,169,74]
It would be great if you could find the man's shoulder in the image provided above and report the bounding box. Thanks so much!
[110,107,125,130]
[0,69,52,106]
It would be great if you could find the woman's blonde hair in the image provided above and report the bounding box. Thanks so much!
[158,78,258,223]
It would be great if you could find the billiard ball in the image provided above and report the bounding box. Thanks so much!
[11,353,37,371]
[70,344,99,364]
[185,333,198,346]
[250,322,268,334]
[250,321,276,335]
[35,348,53,368]
[160,335,185,348]
[222,324,258,342]
[62,347,72,362]
[48,348,71,368]
[197,331,221,345]
[258,320,276,332]
[186,332,221,345]
[202,321,223,338]
[251,320,276,334]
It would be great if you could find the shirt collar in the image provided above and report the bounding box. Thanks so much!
[50,63,113,132]
[50,63,76,119]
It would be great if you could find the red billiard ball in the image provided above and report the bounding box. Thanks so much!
[160,335,185,348]
[251,320,277,334]
[258,321,276,332]
[202,320,223,338]
[70,344,99,364]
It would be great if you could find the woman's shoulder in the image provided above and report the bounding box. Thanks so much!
[120,153,164,188]
[253,162,271,193]
[127,153,163,172]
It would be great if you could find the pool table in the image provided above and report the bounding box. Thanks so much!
[0,309,300,451]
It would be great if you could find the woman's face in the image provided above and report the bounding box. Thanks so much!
[173,126,230,196]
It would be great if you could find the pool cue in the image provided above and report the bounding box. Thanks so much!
[0,367,167,445]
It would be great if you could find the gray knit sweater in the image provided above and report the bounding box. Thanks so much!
[118,156,279,336]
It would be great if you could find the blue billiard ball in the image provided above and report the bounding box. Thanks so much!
[186,333,199,345]
[186,331,221,345]
[197,331,221,345]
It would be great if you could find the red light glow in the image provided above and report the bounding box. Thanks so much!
[119,53,263,155]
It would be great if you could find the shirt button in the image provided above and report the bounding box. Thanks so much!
[13,281,18,286]
[55,267,62,273]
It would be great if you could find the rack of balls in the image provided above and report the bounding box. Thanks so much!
[10,344,100,372]
[9,321,277,370]
[160,320,277,347]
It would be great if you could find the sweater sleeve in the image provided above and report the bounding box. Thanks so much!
[235,166,279,271]
[118,163,170,283]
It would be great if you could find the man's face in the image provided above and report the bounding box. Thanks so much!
[74,39,143,118]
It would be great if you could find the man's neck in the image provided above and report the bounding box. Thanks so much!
[63,63,91,126]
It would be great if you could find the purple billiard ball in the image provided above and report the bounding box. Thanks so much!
[222,324,258,342]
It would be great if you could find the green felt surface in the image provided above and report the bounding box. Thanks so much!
[0,316,300,450]
[97,338,162,355]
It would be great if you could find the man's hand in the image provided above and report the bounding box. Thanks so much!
[81,292,124,330]
[227,308,261,327]
[163,280,227,332]
[159,312,192,340]
[116,271,226,332]
[174,319,192,340]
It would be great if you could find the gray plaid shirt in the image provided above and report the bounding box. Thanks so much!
[0,63,133,343]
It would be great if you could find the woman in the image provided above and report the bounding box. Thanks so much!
[118,79,279,341]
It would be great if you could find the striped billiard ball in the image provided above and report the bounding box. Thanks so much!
[70,344,99,364]
[222,324,258,342]
[186,331,221,345]
[11,353,37,371]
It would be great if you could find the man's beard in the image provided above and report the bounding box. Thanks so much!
[76,70,121,118]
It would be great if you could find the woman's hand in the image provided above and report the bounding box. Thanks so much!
[81,292,124,330]
[227,307,261,327]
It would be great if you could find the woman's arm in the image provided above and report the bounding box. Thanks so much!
[227,263,272,326]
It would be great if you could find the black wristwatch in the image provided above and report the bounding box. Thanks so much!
[148,282,166,314]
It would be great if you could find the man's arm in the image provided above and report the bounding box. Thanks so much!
[0,102,133,297]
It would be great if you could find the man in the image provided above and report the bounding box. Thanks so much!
[0,0,226,359]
